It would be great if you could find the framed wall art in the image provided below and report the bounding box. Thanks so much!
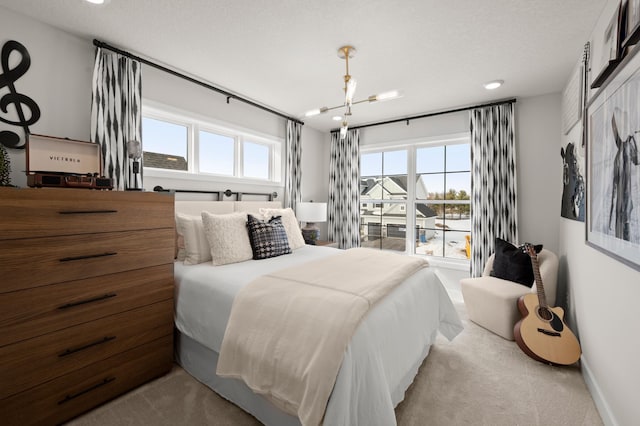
[586,45,640,271]
[592,3,624,89]
[623,0,640,48]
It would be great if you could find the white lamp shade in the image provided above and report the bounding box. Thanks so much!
[296,202,327,223]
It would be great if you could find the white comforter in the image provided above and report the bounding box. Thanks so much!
[174,246,463,426]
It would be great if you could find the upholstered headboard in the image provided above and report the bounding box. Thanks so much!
[174,200,282,216]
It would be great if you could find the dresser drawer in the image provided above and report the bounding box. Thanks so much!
[0,299,173,399]
[0,264,173,347]
[0,335,173,426]
[1,228,174,292]
[0,188,174,240]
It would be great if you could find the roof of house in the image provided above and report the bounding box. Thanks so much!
[361,175,436,218]
[143,151,187,171]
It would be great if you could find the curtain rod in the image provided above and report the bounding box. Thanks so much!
[93,39,304,126]
[340,98,517,132]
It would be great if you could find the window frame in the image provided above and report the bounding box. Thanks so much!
[360,132,471,267]
[142,100,283,185]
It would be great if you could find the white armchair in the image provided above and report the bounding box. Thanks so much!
[460,249,559,340]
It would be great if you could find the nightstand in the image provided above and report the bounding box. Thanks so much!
[312,240,339,248]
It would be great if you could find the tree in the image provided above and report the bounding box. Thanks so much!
[457,190,470,218]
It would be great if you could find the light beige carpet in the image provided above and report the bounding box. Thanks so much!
[67,302,602,426]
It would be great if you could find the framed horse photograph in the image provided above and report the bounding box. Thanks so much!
[586,44,640,271]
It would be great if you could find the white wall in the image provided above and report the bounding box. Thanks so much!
[0,7,94,187]
[0,7,326,207]
[558,1,640,425]
[516,93,562,255]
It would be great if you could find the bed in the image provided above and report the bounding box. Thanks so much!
[172,199,463,426]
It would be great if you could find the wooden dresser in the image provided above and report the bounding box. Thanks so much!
[0,187,175,425]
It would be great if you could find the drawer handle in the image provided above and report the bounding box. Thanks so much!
[58,209,118,215]
[59,335,116,357]
[58,376,116,405]
[59,252,117,262]
[57,293,117,310]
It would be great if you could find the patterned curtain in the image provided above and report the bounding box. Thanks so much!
[90,47,142,190]
[284,120,302,211]
[469,103,518,277]
[327,129,361,249]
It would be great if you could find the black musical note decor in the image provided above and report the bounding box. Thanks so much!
[0,40,41,150]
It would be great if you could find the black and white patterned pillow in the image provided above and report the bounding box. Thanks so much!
[246,214,292,260]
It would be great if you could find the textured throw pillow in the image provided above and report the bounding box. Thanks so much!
[201,211,253,266]
[491,238,543,287]
[175,214,212,265]
[246,214,292,260]
[258,207,306,250]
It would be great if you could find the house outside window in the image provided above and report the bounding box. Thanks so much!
[141,102,282,184]
[360,133,471,262]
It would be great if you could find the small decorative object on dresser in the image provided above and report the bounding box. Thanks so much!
[296,201,327,244]
[0,187,175,425]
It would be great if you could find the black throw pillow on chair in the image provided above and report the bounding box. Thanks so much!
[491,238,542,287]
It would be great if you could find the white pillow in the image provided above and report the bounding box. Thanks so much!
[201,211,253,266]
[258,207,306,250]
[175,213,212,265]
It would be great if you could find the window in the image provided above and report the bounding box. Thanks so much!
[199,130,234,175]
[360,150,408,252]
[360,134,471,261]
[141,117,188,171]
[141,102,282,183]
[415,143,471,259]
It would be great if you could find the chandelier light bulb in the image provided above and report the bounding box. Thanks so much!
[345,78,357,106]
[304,107,328,117]
[369,90,401,102]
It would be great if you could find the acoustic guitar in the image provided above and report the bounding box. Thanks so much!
[513,244,581,365]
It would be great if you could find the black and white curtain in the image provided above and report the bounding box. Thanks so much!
[327,129,361,249]
[90,47,142,190]
[285,120,302,211]
[469,103,518,277]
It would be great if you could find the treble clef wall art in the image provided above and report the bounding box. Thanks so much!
[0,40,41,149]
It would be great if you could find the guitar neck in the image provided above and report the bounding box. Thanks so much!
[531,255,548,308]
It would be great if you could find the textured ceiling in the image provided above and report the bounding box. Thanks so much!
[0,0,605,131]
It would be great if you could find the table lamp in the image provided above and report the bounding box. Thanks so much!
[297,202,327,244]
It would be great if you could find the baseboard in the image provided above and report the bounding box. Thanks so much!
[581,355,618,426]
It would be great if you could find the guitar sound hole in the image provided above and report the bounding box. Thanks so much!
[537,307,553,321]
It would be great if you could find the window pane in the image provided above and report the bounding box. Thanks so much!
[360,202,406,252]
[382,175,408,200]
[360,177,382,200]
[417,146,444,173]
[361,152,382,176]
[446,171,471,194]
[199,131,234,175]
[415,203,442,256]
[243,141,270,179]
[416,201,471,259]
[383,150,407,175]
[142,117,188,170]
[442,229,471,259]
[417,174,445,199]
[446,143,470,172]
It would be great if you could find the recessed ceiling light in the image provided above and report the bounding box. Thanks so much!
[85,0,107,4]
[332,116,342,121]
[483,80,504,90]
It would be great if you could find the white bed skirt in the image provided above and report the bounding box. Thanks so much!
[174,330,433,426]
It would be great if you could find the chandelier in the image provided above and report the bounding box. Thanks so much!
[304,45,401,138]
